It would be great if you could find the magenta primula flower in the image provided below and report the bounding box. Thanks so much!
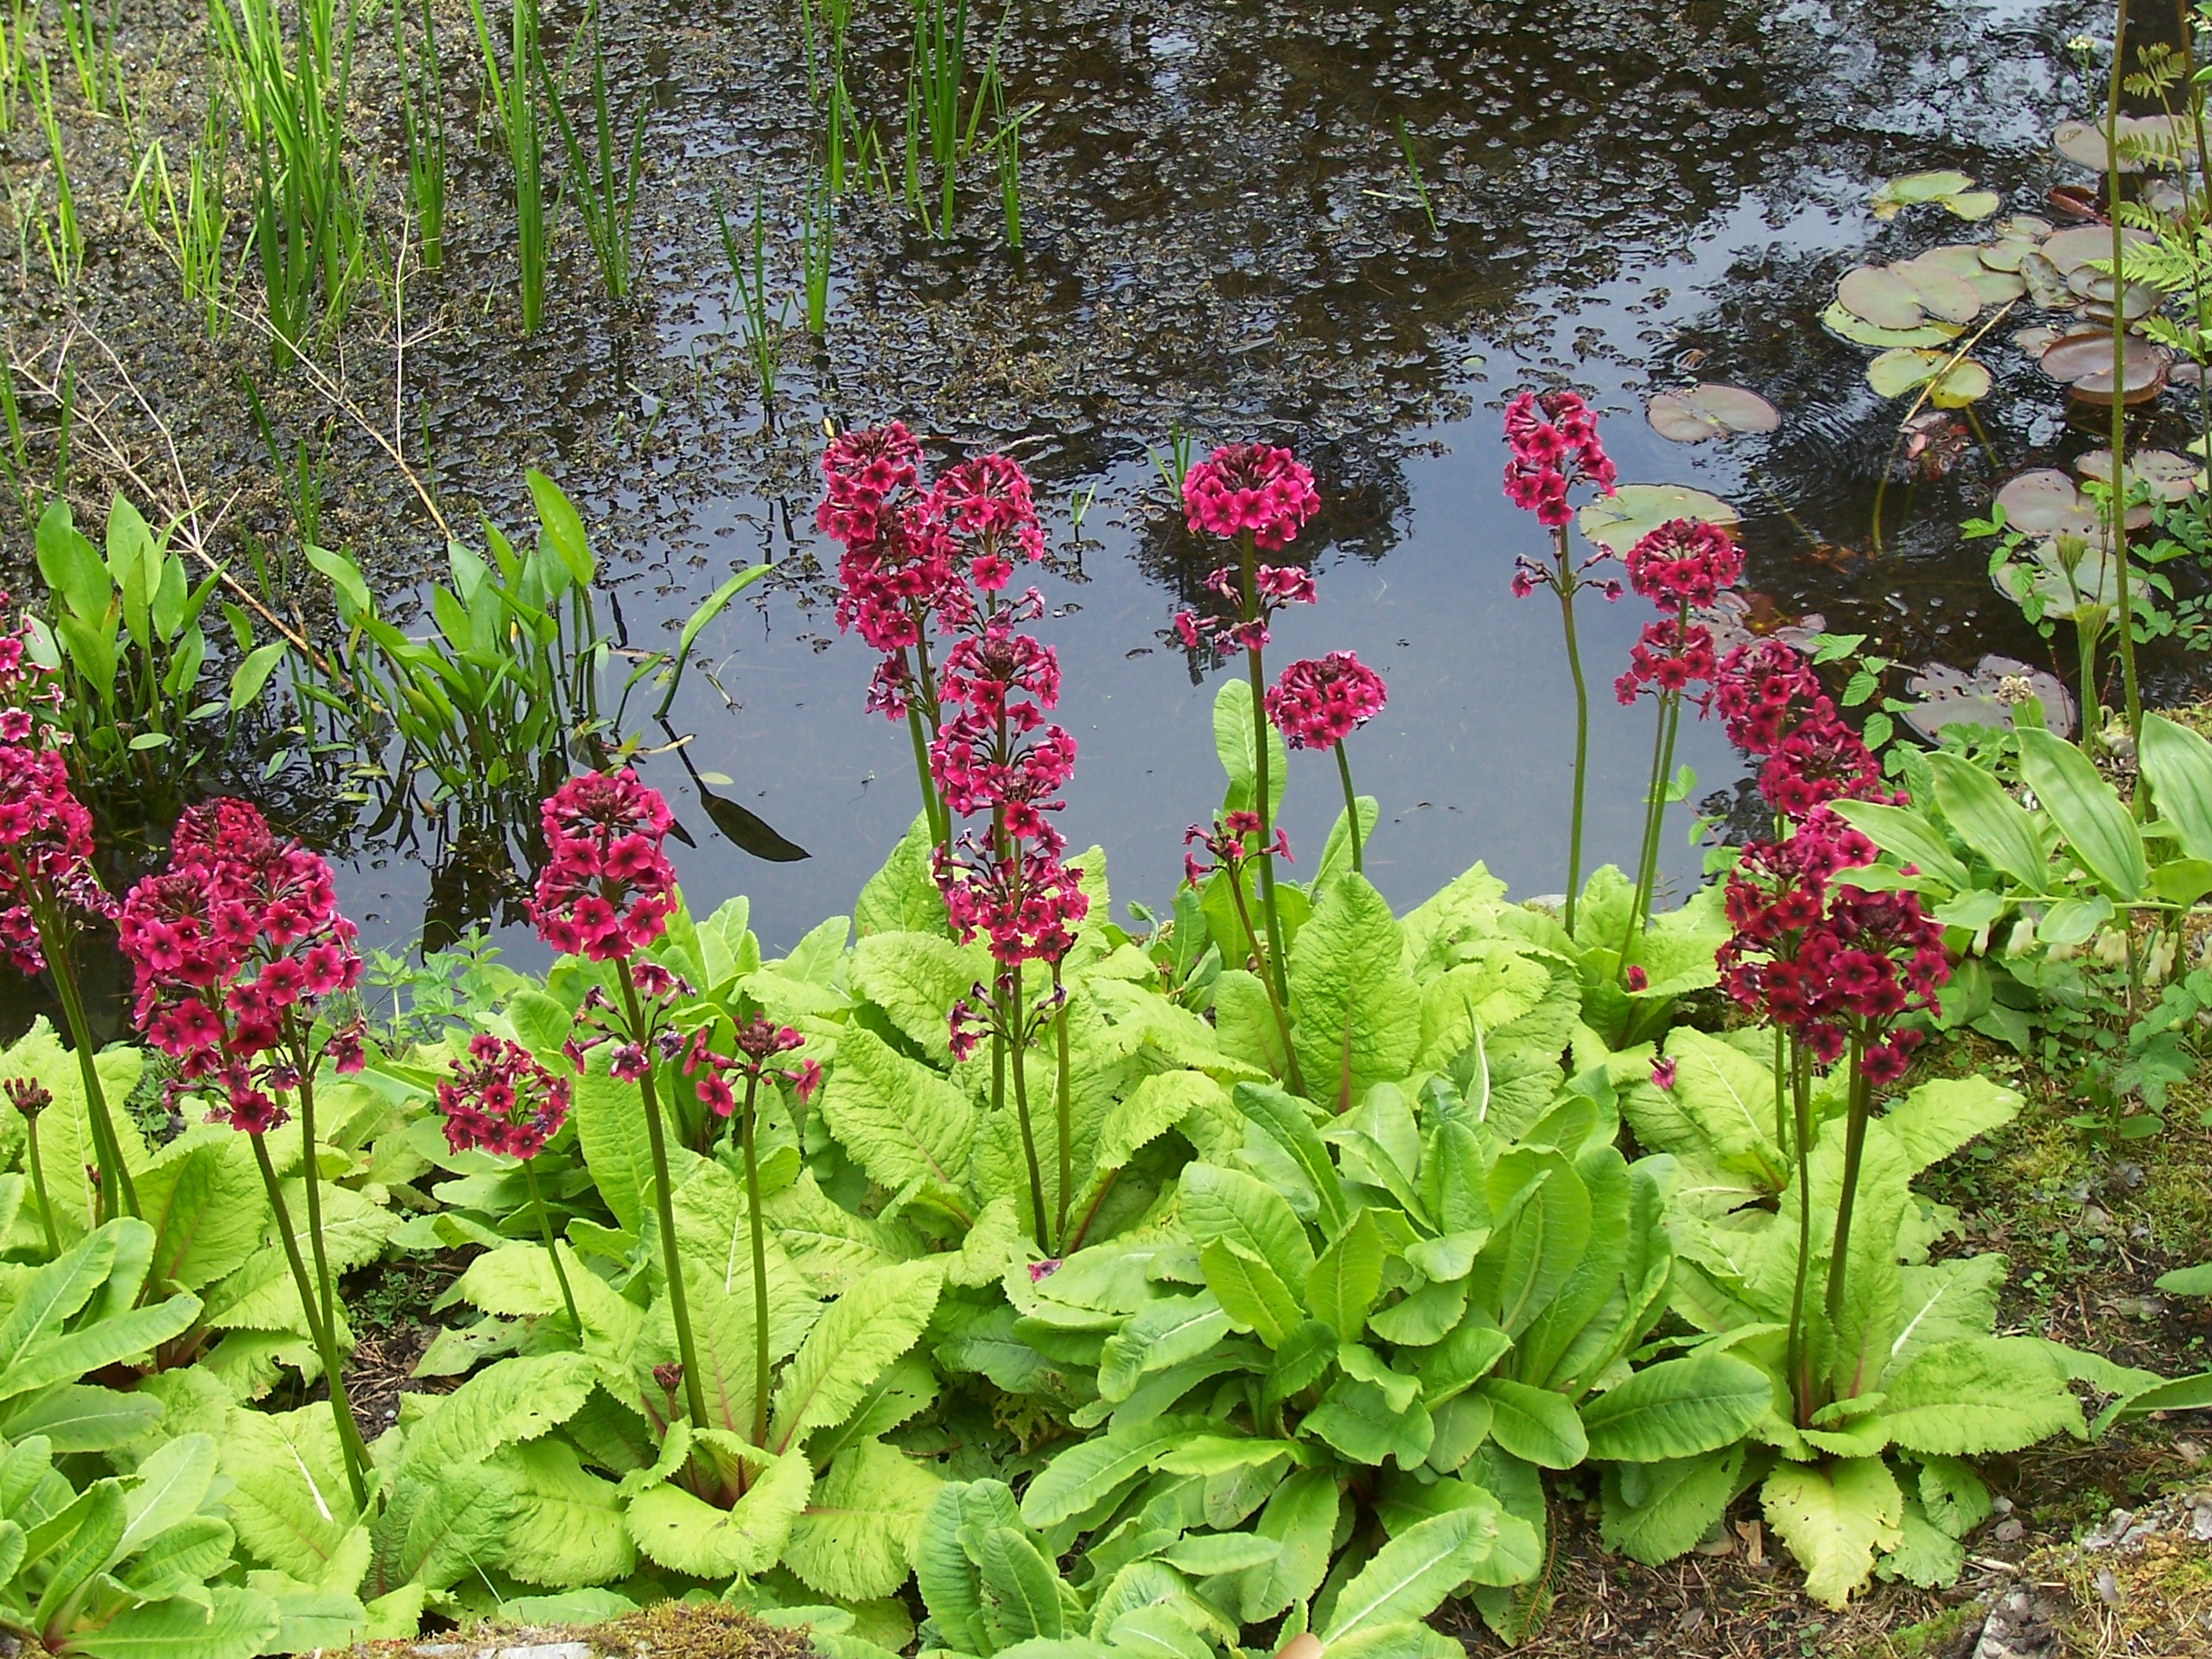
[1265,652,1388,751]
[1502,390,1615,531]
[935,836,1089,969]
[531,770,678,960]
[1182,443,1321,550]
[436,1034,571,1159]
[1624,518,1744,610]
[0,744,108,976]
[681,1015,818,1118]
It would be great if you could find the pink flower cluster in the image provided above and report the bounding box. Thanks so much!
[1173,562,1317,661]
[1616,618,1719,705]
[1181,443,1321,551]
[530,771,678,960]
[118,799,366,1134]
[939,837,1090,973]
[435,1034,571,1159]
[1184,810,1291,889]
[930,612,1078,848]
[681,1014,819,1117]
[1712,639,1887,821]
[1717,808,1948,1074]
[1624,519,1744,608]
[0,744,107,976]
[1503,390,1616,529]
[1265,652,1388,751]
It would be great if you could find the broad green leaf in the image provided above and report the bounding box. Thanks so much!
[526,470,595,584]
[373,1461,518,1592]
[770,1258,944,1452]
[219,1408,360,1583]
[1289,875,1421,1113]
[1761,1457,1903,1609]
[67,1583,281,1659]
[1179,1163,1313,1290]
[1880,1337,2085,1453]
[1599,1446,1746,1566]
[785,1436,943,1600]
[1827,802,1969,890]
[1885,1077,2021,1173]
[1417,1321,1513,1408]
[1303,1378,1434,1470]
[137,1132,267,1293]
[1890,1255,2007,1377]
[1923,751,2050,892]
[1237,1466,1341,1622]
[3,1384,162,1452]
[401,1353,598,1476]
[2140,713,2212,861]
[571,1046,656,1234]
[2016,727,2146,899]
[1092,1071,1220,1175]
[1201,1239,1301,1347]
[1232,1084,1349,1232]
[1472,1377,1586,1470]
[849,932,987,1064]
[1580,1353,1769,1462]
[1097,1294,1234,1402]
[1319,1506,1498,1643]
[1212,677,1287,822]
[626,1444,811,1577]
[1306,1210,1385,1340]
[1480,1148,1592,1336]
[118,1433,219,1560]
[1616,1027,1786,1192]
[1021,1415,1209,1529]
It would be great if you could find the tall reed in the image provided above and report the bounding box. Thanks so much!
[392,0,447,270]
[59,0,123,115]
[714,191,786,419]
[35,65,82,289]
[469,0,547,333]
[543,3,643,303]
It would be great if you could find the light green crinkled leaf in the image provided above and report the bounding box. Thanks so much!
[359,1583,428,1641]
[217,1407,361,1584]
[818,1027,977,1211]
[1213,677,1287,822]
[65,1581,281,1659]
[399,1353,597,1476]
[786,1436,943,1600]
[855,817,948,938]
[767,1170,926,1296]
[1889,1255,2006,1377]
[1472,1377,1586,1470]
[1093,1071,1223,1175]
[850,931,990,1063]
[374,1460,518,1592]
[1618,1027,1789,1192]
[1201,1238,1301,1346]
[646,1256,814,1442]
[1178,1163,1314,1291]
[1879,1497,1965,1589]
[1289,874,1421,1112]
[977,1526,1067,1646]
[136,1131,268,1293]
[1415,950,1554,1074]
[626,1440,812,1577]
[1880,1337,2085,1453]
[4,1383,163,1452]
[1580,1352,1770,1463]
[1761,1457,1904,1609]
[118,1431,219,1559]
[1417,1322,1514,1409]
[1211,969,1289,1080]
[1323,1623,1467,1659]
[245,1573,370,1656]
[1319,1505,1499,1643]
[1107,1602,1214,1659]
[1021,1414,1211,1529]
[1916,1455,1993,1538]
[1399,861,1512,978]
[771,1258,945,1452]
[1885,1077,2022,1173]
[950,1196,1025,1289]
[488,1437,633,1587]
[1157,1532,1280,1575]
[1600,1446,1746,1567]
[453,1241,640,1356]
[1481,1147,1592,1337]
[0,1020,146,1241]
[571,1045,658,1235]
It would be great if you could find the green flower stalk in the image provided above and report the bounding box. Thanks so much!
[7,1077,60,1255]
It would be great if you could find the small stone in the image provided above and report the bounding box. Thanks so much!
[2194,1503,2212,1541]
[1675,1607,1707,1631]
[2176,1439,2203,1464]
[2096,1567,2124,1607]
[1994,1516,2026,1542]
[1992,1494,2016,1514]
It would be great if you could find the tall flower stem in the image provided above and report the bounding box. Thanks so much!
[1783,1041,1817,1427]
[1823,1033,1873,1337]
[1554,543,1591,933]
[912,635,952,855]
[292,1054,340,1346]
[29,898,136,1220]
[523,1157,582,1333]
[23,1109,59,1255]
[905,703,945,851]
[1621,683,1685,976]
[249,1132,371,1510]
[1226,864,1304,1096]
[1334,742,1363,874]
[739,1070,769,1447]
[1238,535,1294,1021]
[617,958,709,1434]
[1006,960,1049,1243]
[2108,0,2145,766]
[1052,962,1071,1249]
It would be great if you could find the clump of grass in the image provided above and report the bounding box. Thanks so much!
[392,0,447,270]
[543,2,645,305]
[469,0,547,333]
[33,63,82,288]
[714,190,787,421]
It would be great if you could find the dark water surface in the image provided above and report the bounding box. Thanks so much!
[241,0,2161,964]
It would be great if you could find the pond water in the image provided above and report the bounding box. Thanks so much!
[19,0,2180,1004]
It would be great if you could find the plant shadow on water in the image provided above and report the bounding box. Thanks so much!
[0,0,2169,984]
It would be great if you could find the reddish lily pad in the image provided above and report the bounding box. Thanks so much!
[1645,384,1781,442]
[1901,656,2075,742]
[2076,448,2203,501]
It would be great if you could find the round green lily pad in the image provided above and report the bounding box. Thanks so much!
[1579,485,1740,554]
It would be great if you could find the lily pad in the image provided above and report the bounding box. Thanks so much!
[2053,113,2196,174]
[1645,384,1781,442]
[1993,469,2104,538]
[1819,301,1965,351]
[2144,176,2190,217]
[1995,533,2120,621]
[2018,251,2071,308]
[1865,348,1991,405]
[2065,267,2163,320]
[2011,325,2063,357]
[1977,239,2031,273]
[2040,331,2169,404]
[2039,223,2155,276]
[1698,589,1827,651]
[1838,265,1927,330]
[1579,484,1740,555]
[1900,656,2075,742]
[1942,190,2001,220]
[1891,257,1993,321]
[2075,447,2204,501]
[1869,169,1975,218]
[1998,215,2055,239]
